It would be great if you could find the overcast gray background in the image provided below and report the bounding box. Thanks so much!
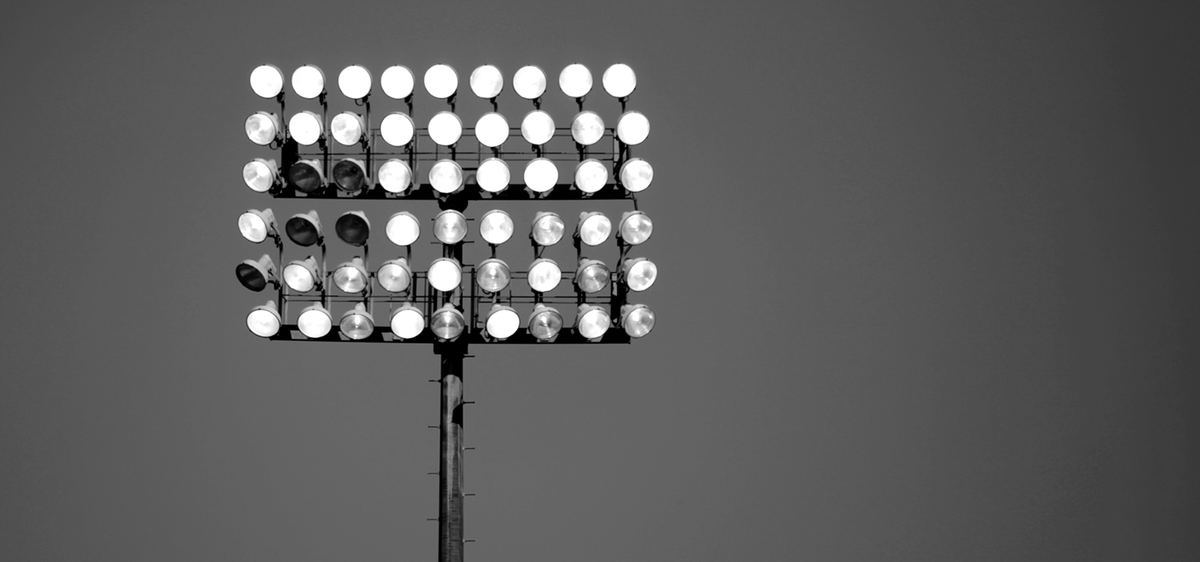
[2,1,1198,561]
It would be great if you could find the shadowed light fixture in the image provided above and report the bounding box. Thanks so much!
[285,210,323,246]
[335,210,370,246]
[333,159,370,193]
[236,254,276,292]
[287,159,325,194]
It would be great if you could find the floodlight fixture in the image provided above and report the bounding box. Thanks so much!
[377,258,413,293]
[297,303,334,339]
[475,258,511,294]
[483,304,520,341]
[288,159,326,194]
[331,112,367,146]
[429,159,464,195]
[512,65,547,100]
[334,257,369,293]
[335,210,370,246]
[380,65,415,99]
[621,304,655,338]
[527,304,563,342]
[250,64,285,98]
[285,210,323,246]
[621,258,658,292]
[245,112,281,145]
[476,158,510,193]
[433,209,468,244]
[616,111,650,145]
[478,209,514,245]
[527,258,562,293]
[380,113,415,146]
[574,259,611,294]
[558,63,593,98]
[385,211,420,246]
[333,158,370,193]
[602,63,637,98]
[523,158,559,194]
[470,65,504,99]
[571,111,604,146]
[428,258,463,293]
[619,158,653,192]
[574,159,608,194]
[428,111,463,146]
[617,211,653,245]
[431,304,466,342]
[575,304,611,341]
[520,110,555,145]
[288,110,323,145]
[246,301,282,338]
[390,303,425,340]
[474,112,509,148]
[530,212,565,246]
[340,303,375,340]
[238,208,278,243]
[291,65,326,99]
[378,159,413,194]
[242,158,279,192]
[576,211,612,246]
[337,65,372,99]
[236,254,276,292]
[283,256,322,293]
[424,64,458,99]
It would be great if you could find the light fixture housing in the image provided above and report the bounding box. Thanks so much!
[424,64,458,99]
[558,63,593,98]
[291,65,326,99]
[340,303,375,340]
[574,159,608,194]
[478,209,514,245]
[335,210,370,246]
[333,158,370,193]
[378,159,413,194]
[431,304,466,342]
[575,212,612,246]
[433,209,467,244]
[337,65,372,99]
[619,158,653,192]
[390,303,425,340]
[530,212,565,247]
[333,257,369,293]
[527,258,562,293]
[245,112,281,145]
[523,158,558,194]
[571,111,605,146]
[377,258,412,293]
[242,158,279,192]
[621,257,658,292]
[476,158,510,194]
[385,211,420,246]
[236,254,276,292]
[380,65,415,99]
[250,64,285,98]
[380,113,415,146]
[331,112,366,146]
[602,63,637,98]
[285,210,323,246]
[288,110,323,145]
[475,258,511,294]
[512,65,547,100]
[621,304,655,338]
[520,110,555,145]
[428,258,462,293]
[474,112,509,148]
[617,211,653,246]
[283,256,321,293]
[483,304,520,341]
[574,259,611,294]
[616,111,650,145]
[575,304,611,341]
[287,159,325,194]
[469,64,504,99]
[429,159,464,195]
[428,111,463,146]
[528,304,563,342]
[238,208,278,243]
[246,301,282,338]
[298,303,334,339]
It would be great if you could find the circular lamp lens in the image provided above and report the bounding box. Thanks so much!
[431,306,466,341]
[619,158,653,192]
[476,158,510,193]
[390,305,425,340]
[470,64,504,98]
[250,64,284,98]
[245,112,279,145]
[428,111,463,146]
[291,65,325,99]
[520,110,555,145]
[335,211,370,246]
[424,64,458,99]
[235,255,274,292]
[298,305,333,339]
[385,212,420,246]
[616,111,650,145]
[558,64,593,98]
[433,210,467,244]
[381,113,415,146]
[578,213,612,246]
[479,209,514,245]
[523,158,559,193]
[513,65,547,99]
[528,259,562,293]
[428,258,462,292]
[574,159,608,193]
[288,160,325,194]
[238,209,274,243]
[484,306,520,340]
[340,306,375,340]
[576,306,611,340]
[247,303,282,338]
[289,111,323,145]
[531,213,565,246]
[338,65,372,99]
[624,258,658,291]
[571,111,604,146]
[474,113,509,148]
[331,112,365,145]
[476,259,511,293]
[333,159,369,193]
[602,63,637,98]
[285,211,322,246]
[378,159,413,193]
[242,159,277,192]
[528,306,563,342]
[619,211,653,245]
[377,259,412,293]
[334,260,368,293]
[429,159,464,195]
[576,261,610,294]
[622,304,655,338]
[381,65,415,99]
[283,258,319,293]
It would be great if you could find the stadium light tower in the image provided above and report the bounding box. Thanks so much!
[236,61,657,562]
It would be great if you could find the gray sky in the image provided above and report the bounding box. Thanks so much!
[1,1,1198,561]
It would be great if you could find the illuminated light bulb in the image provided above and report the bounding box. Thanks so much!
[380,113,415,146]
[470,64,504,98]
[424,64,458,99]
[530,212,565,246]
[520,110,555,145]
[283,256,321,293]
[377,258,412,293]
[288,110,323,145]
[246,301,282,338]
[250,64,284,98]
[616,111,650,145]
[575,304,611,341]
[378,159,413,194]
[340,303,375,340]
[558,63,593,98]
[474,112,509,148]
[523,158,559,194]
[332,159,369,193]
[433,210,467,244]
[484,305,520,341]
[576,211,612,246]
[574,259,611,294]
[428,111,463,146]
[335,210,370,246]
[242,158,279,192]
[337,65,372,99]
[291,65,326,99]
[621,304,655,338]
[527,304,563,342]
[574,159,608,194]
[288,159,325,194]
[385,211,420,246]
[478,209,514,245]
[390,303,425,340]
[476,158,510,193]
[298,304,333,339]
[245,112,280,145]
[380,65,415,99]
[236,254,276,292]
[285,210,322,246]
[571,111,604,146]
[238,208,277,243]
[512,65,547,100]
[622,257,658,292]
[429,159,464,195]
[331,112,366,145]
[431,304,466,341]
[602,63,637,98]
[619,158,653,192]
[527,258,562,293]
[428,258,462,292]
[475,258,511,293]
[333,257,368,293]
[618,211,653,245]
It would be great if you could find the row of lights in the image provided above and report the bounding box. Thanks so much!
[250,63,637,101]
